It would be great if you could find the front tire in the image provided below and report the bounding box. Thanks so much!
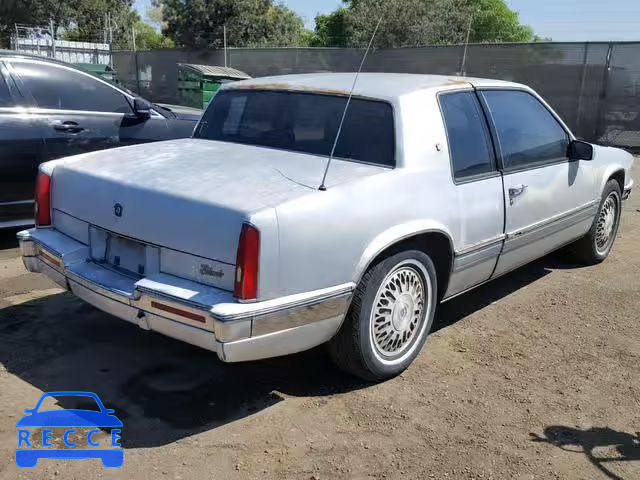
[328,250,437,382]
[568,179,622,264]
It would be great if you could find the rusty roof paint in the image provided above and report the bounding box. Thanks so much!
[223,73,523,101]
[225,81,351,96]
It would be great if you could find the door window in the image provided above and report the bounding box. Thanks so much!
[11,61,132,114]
[481,90,569,170]
[440,91,496,180]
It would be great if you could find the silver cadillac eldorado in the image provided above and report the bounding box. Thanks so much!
[18,73,634,381]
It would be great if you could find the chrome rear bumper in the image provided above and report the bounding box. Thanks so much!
[18,228,353,362]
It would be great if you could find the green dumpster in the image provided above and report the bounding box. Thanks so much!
[75,63,118,83]
[177,64,251,109]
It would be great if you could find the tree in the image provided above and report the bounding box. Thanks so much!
[467,0,534,43]
[146,2,167,30]
[259,3,305,47]
[158,0,306,48]
[323,0,535,48]
[132,19,174,50]
[0,0,76,47]
[62,1,137,49]
[297,29,319,47]
[0,0,138,49]
[311,8,349,47]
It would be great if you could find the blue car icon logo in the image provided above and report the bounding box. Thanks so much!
[15,391,123,468]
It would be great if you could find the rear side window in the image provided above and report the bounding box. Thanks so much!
[11,61,132,114]
[0,71,13,107]
[196,90,395,167]
[481,90,569,169]
[440,91,495,180]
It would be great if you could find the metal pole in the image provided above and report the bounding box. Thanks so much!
[50,19,56,59]
[223,24,227,67]
[132,26,136,52]
[14,24,19,51]
[108,12,113,45]
[108,12,114,68]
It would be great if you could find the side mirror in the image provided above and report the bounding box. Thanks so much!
[568,140,593,161]
[132,98,152,119]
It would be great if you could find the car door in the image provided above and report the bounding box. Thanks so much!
[7,59,170,160]
[438,90,505,298]
[0,60,47,227]
[479,89,597,277]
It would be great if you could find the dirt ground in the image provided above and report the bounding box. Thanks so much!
[0,161,638,480]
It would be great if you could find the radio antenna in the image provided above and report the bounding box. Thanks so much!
[318,14,384,191]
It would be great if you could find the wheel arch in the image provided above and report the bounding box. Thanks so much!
[354,224,455,301]
[607,169,625,194]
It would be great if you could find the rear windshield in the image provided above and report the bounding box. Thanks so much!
[194,89,395,167]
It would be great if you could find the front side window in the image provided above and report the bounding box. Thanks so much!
[195,89,395,167]
[440,91,495,180]
[481,90,569,169]
[11,61,132,114]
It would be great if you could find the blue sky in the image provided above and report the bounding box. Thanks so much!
[135,0,640,42]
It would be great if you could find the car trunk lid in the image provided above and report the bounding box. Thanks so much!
[50,138,385,265]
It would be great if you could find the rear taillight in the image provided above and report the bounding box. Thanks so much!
[234,224,260,300]
[35,172,51,227]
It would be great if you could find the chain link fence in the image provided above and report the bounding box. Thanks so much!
[113,42,640,149]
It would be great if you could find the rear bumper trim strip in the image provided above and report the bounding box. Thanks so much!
[18,227,354,362]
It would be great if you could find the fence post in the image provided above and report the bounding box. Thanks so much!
[575,42,589,137]
[595,43,614,144]
[134,50,141,94]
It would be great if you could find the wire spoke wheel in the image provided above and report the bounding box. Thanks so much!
[595,193,618,254]
[370,264,427,358]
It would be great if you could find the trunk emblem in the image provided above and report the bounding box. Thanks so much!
[114,203,123,217]
[200,264,224,278]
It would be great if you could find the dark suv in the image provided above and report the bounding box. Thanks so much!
[0,51,201,228]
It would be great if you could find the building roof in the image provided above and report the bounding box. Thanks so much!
[178,64,251,79]
[224,72,523,100]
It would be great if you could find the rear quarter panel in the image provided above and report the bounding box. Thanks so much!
[273,167,452,297]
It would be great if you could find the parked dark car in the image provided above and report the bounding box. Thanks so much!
[0,51,202,228]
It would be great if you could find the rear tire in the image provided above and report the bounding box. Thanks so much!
[567,179,621,264]
[328,250,437,382]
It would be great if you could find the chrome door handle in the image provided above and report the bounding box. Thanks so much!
[508,184,527,205]
[52,121,84,134]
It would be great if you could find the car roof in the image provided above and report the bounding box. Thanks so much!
[224,72,525,101]
[0,50,144,101]
[0,49,75,68]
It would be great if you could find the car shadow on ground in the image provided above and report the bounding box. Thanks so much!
[432,255,556,333]
[0,253,571,449]
[531,426,640,480]
[0,228,20,250]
